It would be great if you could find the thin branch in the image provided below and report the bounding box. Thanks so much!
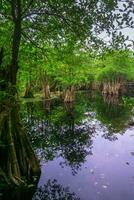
[22,32,49,58]
[21,0,34,18]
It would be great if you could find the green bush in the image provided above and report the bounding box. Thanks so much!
[97,67,127,83]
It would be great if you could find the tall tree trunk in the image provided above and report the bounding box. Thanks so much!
[0,2,41,188]
[9,0,22,93]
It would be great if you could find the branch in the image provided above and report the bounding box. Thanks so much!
[22,32,49,58]
[21,0,34,18]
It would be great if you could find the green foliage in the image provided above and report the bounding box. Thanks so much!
[17,40,94,93]
[96,50,134,83]
[0,91,8,102]
[97,67,127,82]
[17,47,134,95]
[54,50,92,88]
[1,1,134,95]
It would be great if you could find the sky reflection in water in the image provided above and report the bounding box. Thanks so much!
[22,92,134,200]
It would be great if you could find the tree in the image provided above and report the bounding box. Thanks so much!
[53,44,92,102]
[1,0,133,95]
[96,50,134,95]
[0,0,133,187]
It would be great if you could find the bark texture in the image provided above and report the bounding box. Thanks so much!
[102,81,124,95]
[64,86,75,103]
[43,84,51,99]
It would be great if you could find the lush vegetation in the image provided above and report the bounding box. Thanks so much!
[0,0,134,101]
[0,0,134,194]
[17,48,134,99]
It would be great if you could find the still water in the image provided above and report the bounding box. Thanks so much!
[21,92,134,200]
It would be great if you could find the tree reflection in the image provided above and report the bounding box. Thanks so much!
[95,94,134,133]
[20,92,134,176]
[59,102,93,175]
[0,99,40,199]
[21,96,93,175]
[32,179,80,200]
[103,94,119,105]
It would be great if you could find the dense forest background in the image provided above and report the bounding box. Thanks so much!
[0,0,134,102]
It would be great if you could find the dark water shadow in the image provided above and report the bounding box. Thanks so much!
[0,99,41,199]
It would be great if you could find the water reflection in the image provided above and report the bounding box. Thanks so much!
[102,94,119,105]
[20,92,134,200]
[21,93,134,160]
[0,100,40,199]
[95,94,134,133]
[33,179,80,200]
[22,98,93,175]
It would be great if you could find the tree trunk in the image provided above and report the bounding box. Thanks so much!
[9,0,22,94]
[24,83,34,98]
[43,84,51,99]
[0,1,22,95]
[102,81,122,95]
[64,86,75,103]
[0,1,40,188]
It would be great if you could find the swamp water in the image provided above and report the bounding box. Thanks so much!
[1,92,134,200]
